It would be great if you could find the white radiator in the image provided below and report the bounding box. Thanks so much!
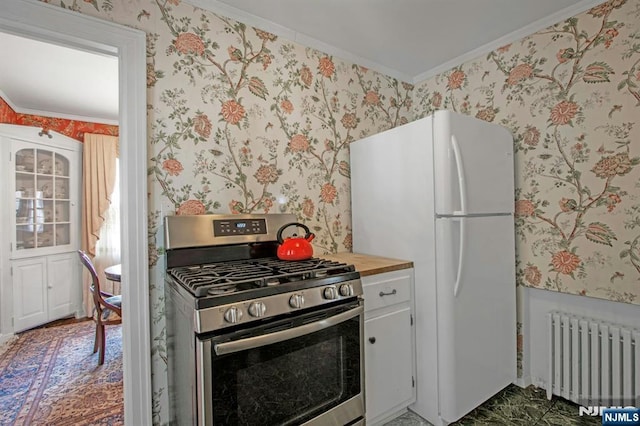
[546,311,640,406]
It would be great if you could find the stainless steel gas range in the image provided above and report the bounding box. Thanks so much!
[164,213,365,426]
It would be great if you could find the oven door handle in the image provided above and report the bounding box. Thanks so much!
[213,304,364,356]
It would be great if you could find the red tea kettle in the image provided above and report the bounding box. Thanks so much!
[276,222,315,261]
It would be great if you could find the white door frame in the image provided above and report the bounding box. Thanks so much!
[0,1,151,424]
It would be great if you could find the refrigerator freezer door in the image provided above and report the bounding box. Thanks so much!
[435,215,516,423]
[432,110,514,216]
[350,117,434,259]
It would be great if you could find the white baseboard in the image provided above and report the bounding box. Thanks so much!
[514,376,533,389]
[369,407,410,426]
[0,332,16,349]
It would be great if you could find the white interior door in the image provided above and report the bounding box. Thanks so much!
[435,215,517,423]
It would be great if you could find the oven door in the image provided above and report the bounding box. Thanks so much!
[196,300,364,426]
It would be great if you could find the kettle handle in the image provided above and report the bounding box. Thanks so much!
[277,222,314,244]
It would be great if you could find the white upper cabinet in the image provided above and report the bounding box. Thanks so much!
[2,125,81,259]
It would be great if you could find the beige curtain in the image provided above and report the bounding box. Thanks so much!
[81,133,118,317]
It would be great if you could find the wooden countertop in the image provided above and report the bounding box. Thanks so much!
[321,252,413,277]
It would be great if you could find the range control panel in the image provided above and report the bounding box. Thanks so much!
[213,218,267,236]
[165,214,296,249]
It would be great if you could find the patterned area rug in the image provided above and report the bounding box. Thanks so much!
[0,321,123,425]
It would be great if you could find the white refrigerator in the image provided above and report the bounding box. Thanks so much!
[350,110,516,425]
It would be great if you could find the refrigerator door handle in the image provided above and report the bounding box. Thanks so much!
[454,217,466,297]
[451,135,467,215]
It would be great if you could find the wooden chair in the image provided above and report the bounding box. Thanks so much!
[77,250,122,365]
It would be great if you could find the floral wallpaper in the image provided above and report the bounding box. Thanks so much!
[414,0,640,306]
[0,96,119,141]
[36,0,640,422]
[40,0,411,422]
[143,5,411,253]
[0,97,17,123]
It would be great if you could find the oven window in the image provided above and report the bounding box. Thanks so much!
[210,310,361,425]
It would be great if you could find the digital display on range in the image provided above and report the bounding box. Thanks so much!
[213,219,266,236]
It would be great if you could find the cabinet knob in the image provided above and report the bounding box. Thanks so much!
[369,337,376,344]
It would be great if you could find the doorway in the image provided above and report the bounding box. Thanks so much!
[0,1,151,424]
[0,29,120,331]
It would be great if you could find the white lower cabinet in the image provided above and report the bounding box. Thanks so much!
[12,252,77,332]
[363,268,416,425]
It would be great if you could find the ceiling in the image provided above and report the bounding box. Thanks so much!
[189,0,605,82]
[0,31,119,125]
[0,0,604,124]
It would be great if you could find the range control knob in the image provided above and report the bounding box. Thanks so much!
[289,294,305,309]
[223,306,243,324]
[248,301,266,317]
[339,284,353,297]
[323,286,338,300]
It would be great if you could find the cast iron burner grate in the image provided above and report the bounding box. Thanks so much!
[169,257,354,297]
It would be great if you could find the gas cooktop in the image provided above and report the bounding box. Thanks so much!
[164,214,363,332]
[168,257,356,297]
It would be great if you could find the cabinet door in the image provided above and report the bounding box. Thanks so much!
[47,253,76,320]
[11,139,80,259]
[365,306,413,423]
[12,258,47,332]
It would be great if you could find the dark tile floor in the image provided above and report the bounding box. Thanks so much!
[384,384,601,425]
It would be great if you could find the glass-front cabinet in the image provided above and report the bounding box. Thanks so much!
[10,139,80,258]
[15,147,72,250]
[1,125,82,333]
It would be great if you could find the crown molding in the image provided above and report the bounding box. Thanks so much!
[186,0,609,85]
[0,90,118,126]
[183,0,413,82]
[0,88,18,111]
[411,0,608,83]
